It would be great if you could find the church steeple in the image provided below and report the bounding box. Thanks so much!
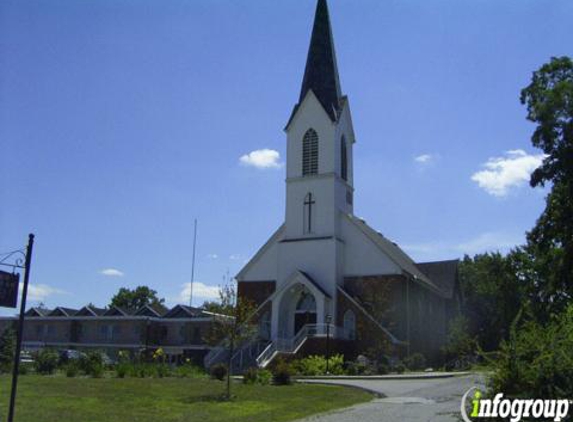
[299,0,342,121]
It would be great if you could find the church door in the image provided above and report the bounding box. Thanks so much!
[294,290,317,335]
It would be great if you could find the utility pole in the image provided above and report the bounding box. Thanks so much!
[190,219,197,307]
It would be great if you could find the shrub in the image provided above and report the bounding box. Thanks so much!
[272,359,291,385]
[79,351,104,378]
[210,363,227,381]
[34,349,58,375]
[404,353,426,371]
[116,363,129,378]
[156,363,171,378]
[345,361,367,375]
[65,363,79,378]
[18,363,30,375]
[291,354,345,376]
[376,363,389,375]
[489,306,573,399]
[243,367,272,385]
[175,362,206,378]
[393,362,406,374]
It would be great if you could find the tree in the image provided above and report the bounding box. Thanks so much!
[459,252,524,351]
[0,327,16,373]
[109,286,165,311]
[520,56,573,316]
[204,282,257,400]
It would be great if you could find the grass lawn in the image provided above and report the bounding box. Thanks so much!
[0,374,372,422]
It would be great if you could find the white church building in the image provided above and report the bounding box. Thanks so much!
[233,0,461,368]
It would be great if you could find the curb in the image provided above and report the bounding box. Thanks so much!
[295,371,471,381]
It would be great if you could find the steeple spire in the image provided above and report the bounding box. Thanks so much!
[299,0,342,121]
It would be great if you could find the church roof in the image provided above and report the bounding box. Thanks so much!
[416,259,459,299]
[298,0,342,122]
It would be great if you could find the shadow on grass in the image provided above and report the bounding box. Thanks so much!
[183,393,235,403]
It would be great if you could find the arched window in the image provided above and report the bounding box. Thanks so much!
[302,128,318,176]
[303,192,315,234]
[343,309,356,340]
[296,291,316,312]
[341,135,348,181]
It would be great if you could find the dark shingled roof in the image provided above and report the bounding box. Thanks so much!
[416,259,459,299]
[298,0,341,121]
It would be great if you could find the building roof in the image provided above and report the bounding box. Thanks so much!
[298,0,341,122]
[416,259,459,299]
[49,307,78,317]
[163,305,206,319]
[25,307,52,317]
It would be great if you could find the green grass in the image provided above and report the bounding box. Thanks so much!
[0,374,372,422]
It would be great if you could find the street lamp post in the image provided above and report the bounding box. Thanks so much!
[325,314,332,375]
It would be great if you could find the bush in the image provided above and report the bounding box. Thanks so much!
[18,363,30,375]
[291,354,345,376]
[376,363,389,375]
[272,359,291,385]
[65,363,79,378]
[79,351,104,378]
[345,361,367,375]
[156,363,171,378]
[34,349,58,375]
[210,363,227,381]
[404,353,426,371]
[116,363,129,378]
[175,362,206,378]
[489,306,573,398]
[243,367,272,385]
[393,362,406,374]
[0,328,16,373]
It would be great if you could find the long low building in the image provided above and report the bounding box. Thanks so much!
[0,304,222,365]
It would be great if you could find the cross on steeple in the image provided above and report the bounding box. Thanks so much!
[304,193,315,233]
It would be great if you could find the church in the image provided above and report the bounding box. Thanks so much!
[235,0,461,367]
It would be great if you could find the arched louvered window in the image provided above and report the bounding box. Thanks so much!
[341,135,348,181]
[343,309,356,340]
[302,128,318,176]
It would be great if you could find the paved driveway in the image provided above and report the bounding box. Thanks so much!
[298,374,486,422]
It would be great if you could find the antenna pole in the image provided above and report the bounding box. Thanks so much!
[190,219,197,307]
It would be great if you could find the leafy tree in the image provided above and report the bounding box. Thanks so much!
[0,327,16,373]
[204,282,257,400]
[520,56,573,316]
[459,252,524,351]
[109,286,165,311]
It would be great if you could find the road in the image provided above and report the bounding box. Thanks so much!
[298,374,486,422]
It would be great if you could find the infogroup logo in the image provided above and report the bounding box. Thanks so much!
[461,387,571,422]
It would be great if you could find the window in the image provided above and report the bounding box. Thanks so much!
[341,135,348,181]
[302,128,318,176]
[303,192,315,234]
[296,291,316,312]
[343,310,356,340]
[259,311,271,340]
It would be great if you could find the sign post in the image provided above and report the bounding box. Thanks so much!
[6,234,35,422]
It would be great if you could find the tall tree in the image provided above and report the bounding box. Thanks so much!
[109,286,165,311]
[520,56,573,316]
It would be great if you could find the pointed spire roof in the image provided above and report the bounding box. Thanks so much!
[299,0,342,121]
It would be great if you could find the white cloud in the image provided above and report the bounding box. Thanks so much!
[414,154,434,164]
[178,282,220,303]
[99,268,124,277]
[471,149,546,197]
[19,283,68,302]
[239,149,283,169]
[229,254,242,261]
[206,254,218,259]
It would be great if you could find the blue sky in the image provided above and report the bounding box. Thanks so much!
[1,0,571,314]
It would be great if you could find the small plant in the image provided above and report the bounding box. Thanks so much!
[272,359,291,385]
[404,353,426,371]
[116,363,129,378]
[376,363,389,375]
[156,363,171,378]
[175,361,206,378]
[242,367,272,385]
[291,354,345,375]
[18,363,30,375]
[393,362,406,374]
[210,363,227,381]
[65,363,79,378]
[79,351,104,378]
[34,349,58,375]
